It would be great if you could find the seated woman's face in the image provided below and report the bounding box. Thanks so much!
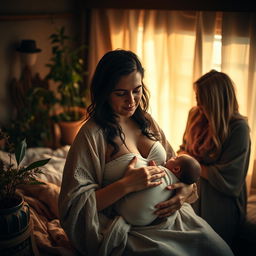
[108,71,143,118]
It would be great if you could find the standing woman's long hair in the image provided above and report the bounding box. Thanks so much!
[87,49,158,156]
[183,70,246,161]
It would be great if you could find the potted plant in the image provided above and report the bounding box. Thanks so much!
[46,26,88,145]
[3,85,57,148]
[0,129,50,253]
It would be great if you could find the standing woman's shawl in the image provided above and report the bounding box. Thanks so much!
[58,115,233,256]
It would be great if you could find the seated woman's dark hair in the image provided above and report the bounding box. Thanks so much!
[87,49,158,156]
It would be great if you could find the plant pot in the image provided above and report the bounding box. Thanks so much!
[0,194,30,239]
[0,194,38,255]
[58,119,84,145]
[56,108,86,145]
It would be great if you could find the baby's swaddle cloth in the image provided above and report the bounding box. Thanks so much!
[104,141,179,226]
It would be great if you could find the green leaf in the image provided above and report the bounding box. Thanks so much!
[15,139,27,166]
[23,158,51,172]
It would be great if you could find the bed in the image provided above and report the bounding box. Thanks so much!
[235,193,256,255]
[0,146,75,255]
[1,146,256,256]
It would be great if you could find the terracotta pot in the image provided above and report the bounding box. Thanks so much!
[56,108,86,145]
[58,119,84,145]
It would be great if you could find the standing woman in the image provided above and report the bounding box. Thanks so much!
[59,52,234,256]
[178,70,251,247]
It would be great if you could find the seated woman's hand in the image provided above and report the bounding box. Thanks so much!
[154,182,195,218]
[123,156,166,193]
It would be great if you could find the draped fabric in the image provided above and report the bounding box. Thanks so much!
[88,9,256,194]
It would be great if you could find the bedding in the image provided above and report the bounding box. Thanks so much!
[247,194,256,227]
[0,146,74,255]
[236,194,256,255]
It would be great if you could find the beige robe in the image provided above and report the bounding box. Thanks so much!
[58,115,234,256]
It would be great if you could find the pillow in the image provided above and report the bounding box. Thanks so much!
[0,146,70,187]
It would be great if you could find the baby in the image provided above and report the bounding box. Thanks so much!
[164,154,201,185]
[115,154,201,226]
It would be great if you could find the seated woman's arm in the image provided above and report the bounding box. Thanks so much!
[96,156,166,211]
[154,182,197,217]
[147,165,198,218]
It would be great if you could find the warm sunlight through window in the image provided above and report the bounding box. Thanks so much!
[110,13,241,153]
[135,29,223,152]
[212,34,222,71]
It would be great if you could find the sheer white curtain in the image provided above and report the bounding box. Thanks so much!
[221,12,256,193]
[138,10,196,152]
[89,9,141,78]
[88,9,256,194]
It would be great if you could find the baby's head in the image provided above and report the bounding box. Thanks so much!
[165,154,201,184]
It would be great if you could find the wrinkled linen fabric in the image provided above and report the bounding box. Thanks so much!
[104,141,179,226]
